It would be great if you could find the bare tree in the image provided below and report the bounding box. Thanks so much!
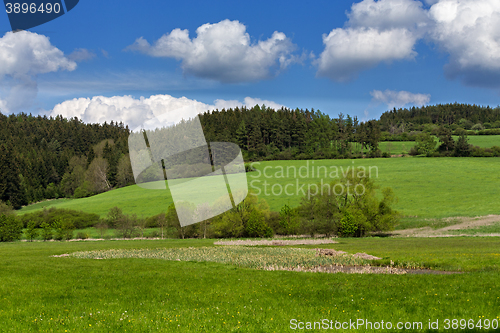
[156,213,167,239]
[116,154,134,187]
[194,203,212,239]
[86,157,110,193]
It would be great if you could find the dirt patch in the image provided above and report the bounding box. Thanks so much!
[214,239,337,246]
[392,215,500,237]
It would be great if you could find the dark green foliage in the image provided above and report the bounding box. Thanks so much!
[105,206,124,228]
[208,194,272,238]
[115,214,138,239]
[454,134,471,157]
[437,126,455,153]
[0,214,22,242]
[199,106,380,161]
[25,220,38,241]
[0,143,26,208]
[75,231,89,239]
[297,169,399,237]
[52,218,75,241]
[0,112,130,205]
[40,222,52,241]
[245,210,273,238]
[19,207,100,229]
[339,211,358,237]
[379,103,500,131]
[412,132,437,155]
[277,204,299,235]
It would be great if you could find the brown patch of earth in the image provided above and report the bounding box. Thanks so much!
[391,215,500,237]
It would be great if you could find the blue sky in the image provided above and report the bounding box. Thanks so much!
[1,0,500,127]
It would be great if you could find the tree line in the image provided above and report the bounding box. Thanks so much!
[379,103,500,136]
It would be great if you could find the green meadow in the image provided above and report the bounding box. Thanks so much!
[0,238,499,332]
[20,157,500,220]
[379,135,500,155]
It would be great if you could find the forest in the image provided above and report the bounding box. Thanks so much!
[0,102,499,208]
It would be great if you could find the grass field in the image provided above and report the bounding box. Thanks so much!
[20,157,500,221]
[379,135,500,155]
[0,238,499,332]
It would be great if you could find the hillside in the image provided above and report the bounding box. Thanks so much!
[19,157,500,220]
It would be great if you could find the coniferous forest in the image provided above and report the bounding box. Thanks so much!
[1,102,500,208]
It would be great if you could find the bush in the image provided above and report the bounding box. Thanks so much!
[0,214,23,242]
[76,232,89,240]
[73,181,93,198]
[25,221,38,242]
[245,210,273,238]
[339,211,358,237]
[297,169,399,237]
[40,222,53,241]
[19,208,100,229]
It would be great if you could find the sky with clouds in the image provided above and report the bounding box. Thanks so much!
[1,0,500,128]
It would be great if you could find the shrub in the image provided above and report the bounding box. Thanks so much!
[19,208,100,229]
[297,169,399,237]
[0,214,23,242]
[339,211,358,237]
[471,123,484,131]
[40,222,53,241]
[76,232,89,240]
[25,221,38,242]
[147,230,160,238]
[245,210,273,238]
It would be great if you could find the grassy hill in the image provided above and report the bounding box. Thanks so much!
[19,157,500,220]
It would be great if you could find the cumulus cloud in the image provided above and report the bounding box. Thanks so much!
[316,0,425,81]
[318,0,500,87]
[370,89,430,109]
[0,31,76,113]
[316,27,418,81]
[126,19,297,83]
[428,0,500,87]
[348,0,429,31]
[50,94,287,129]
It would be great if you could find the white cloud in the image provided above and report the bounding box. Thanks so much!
[126,19,297,83]
[348,0,429,31]
[370,89,430,109]
[428,0,500,86]
[68,48,96,62]
[318,0,500,87]
[317,0,424,81]
[213,97,285,111]
[316,27,418,81]
[50,94,287,129]
[0,31,76,113]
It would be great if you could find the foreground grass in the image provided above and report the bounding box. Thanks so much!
[0,238,499,332]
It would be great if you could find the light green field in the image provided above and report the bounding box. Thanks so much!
[459,135,500,148]
[20,158,500,220]
[0,238,499,332]
[379,141,415,154]
[379,135,500,155]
